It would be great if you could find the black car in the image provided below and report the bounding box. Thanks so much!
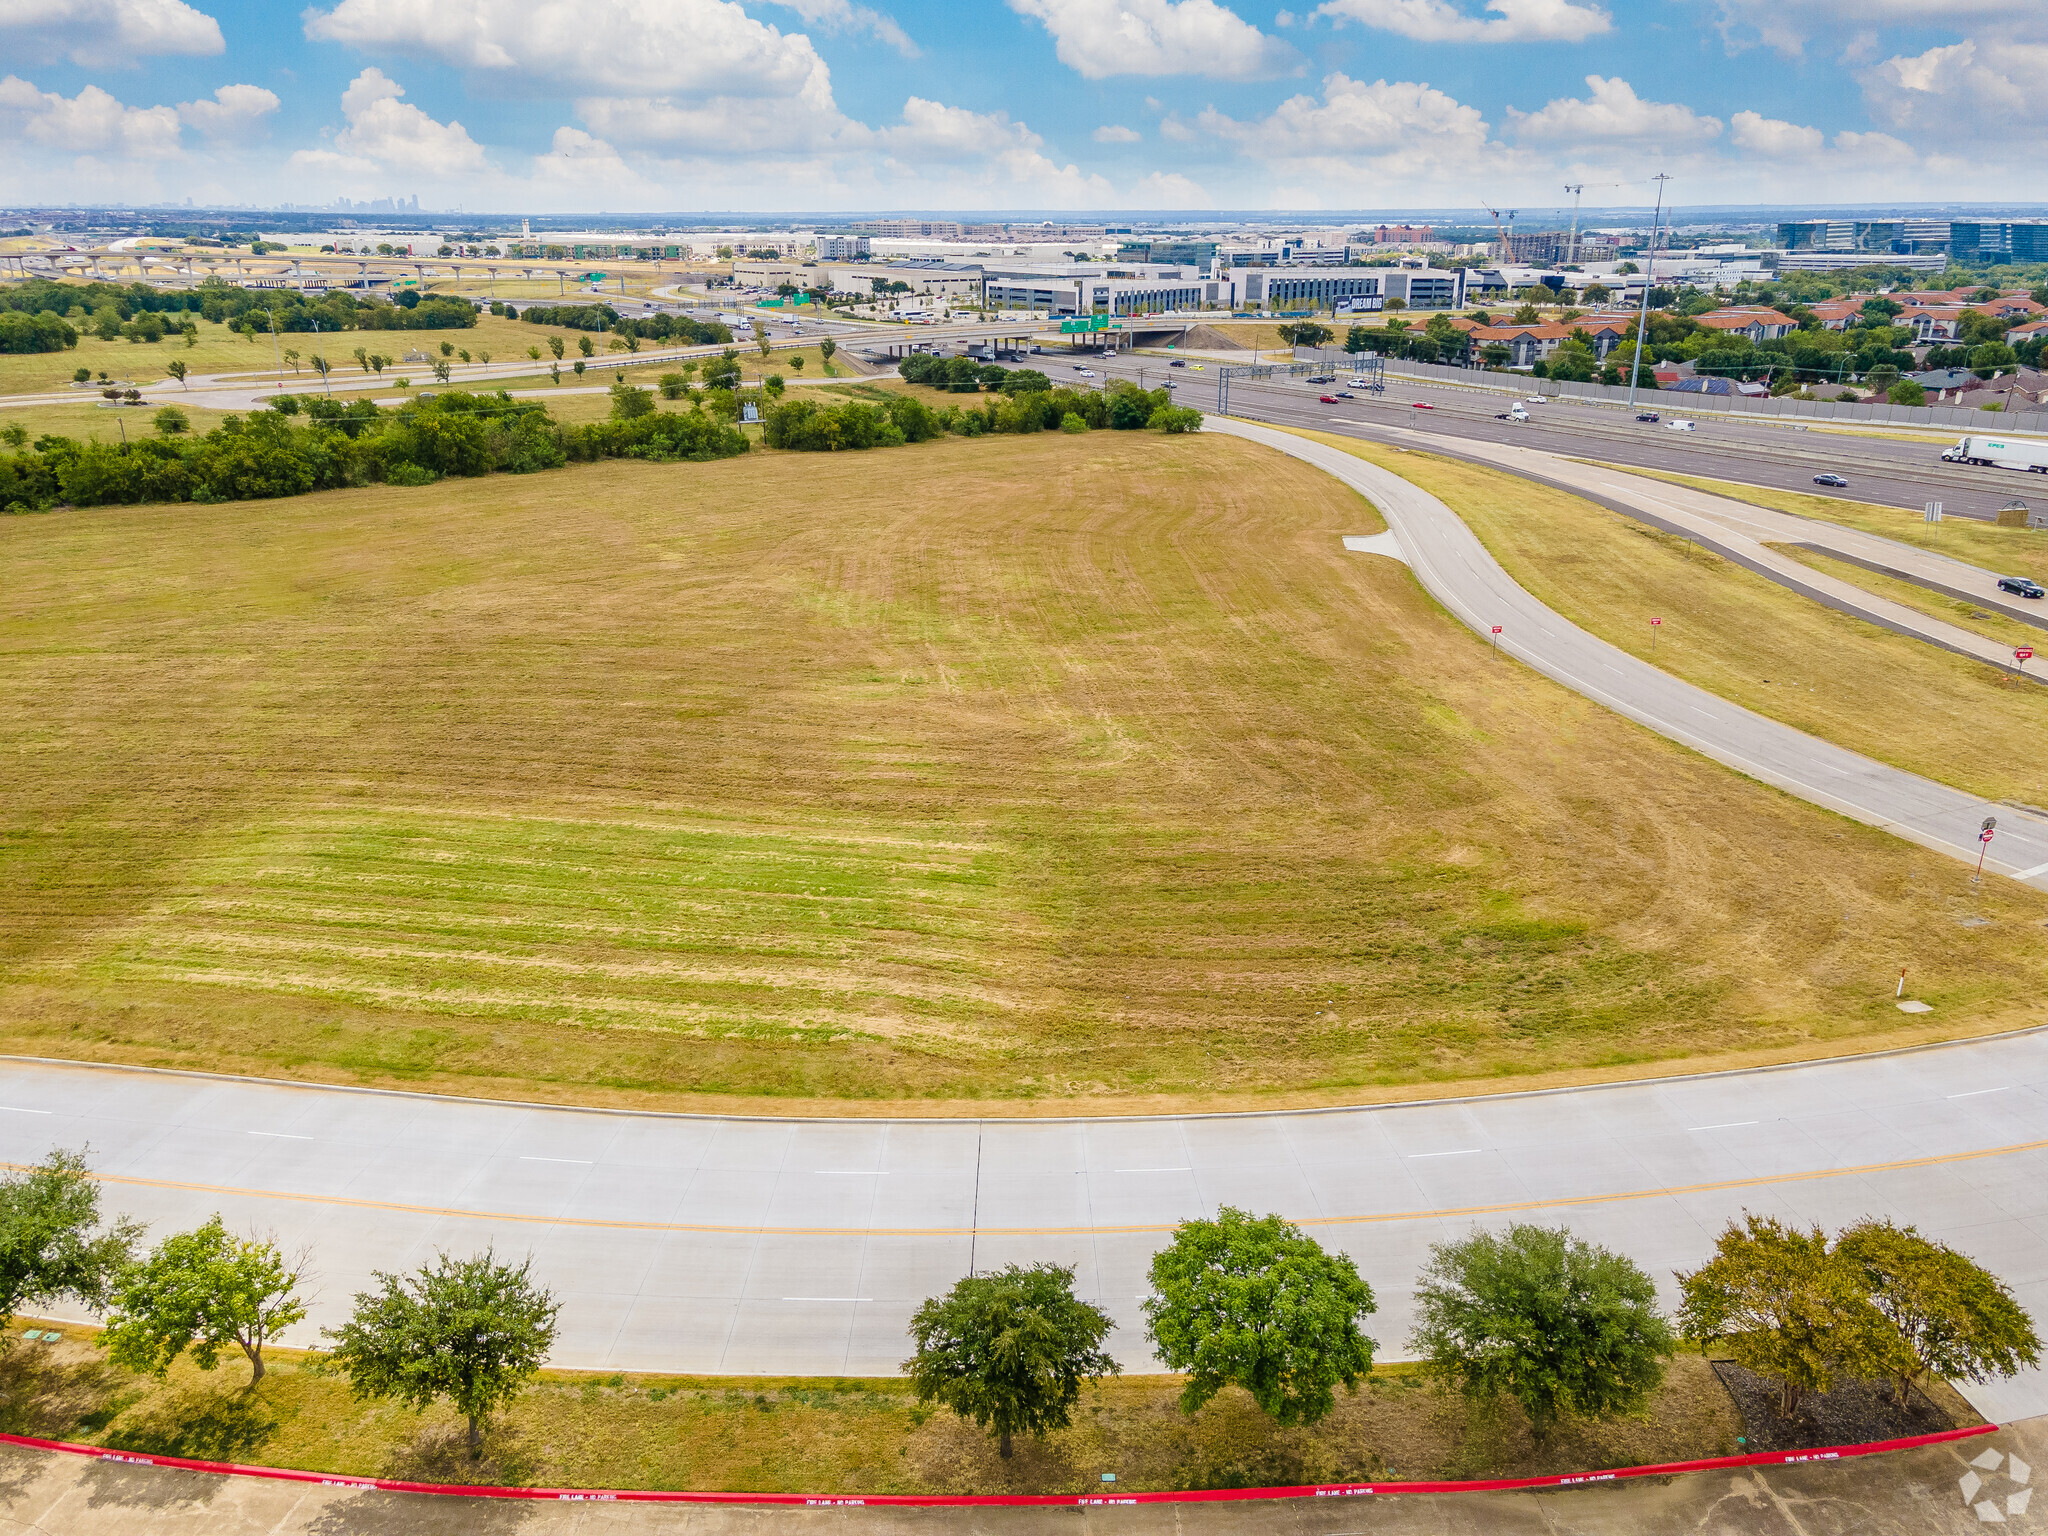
[1997,575,2046,599]
[1636,412,1659,423]
[1168,359,1187,367]
[1813,473,1850,488]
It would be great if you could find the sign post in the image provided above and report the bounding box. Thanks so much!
[1490,624,1503,657]
[2017,646,2034,671]
[1650,616,1662,651]
[1977,815,1997,880]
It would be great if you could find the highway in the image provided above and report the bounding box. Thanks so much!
[1087,347,2044,523]
[9,1033,2048,1422]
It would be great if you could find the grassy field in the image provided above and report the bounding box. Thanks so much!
[0,313,623,398]
[1296,431,2048,808]
[1612,466,2048,587]
[4,431,2046,1113]
[0,1332,1762,1493]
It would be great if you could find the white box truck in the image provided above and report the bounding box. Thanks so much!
[1944,435,2048,473]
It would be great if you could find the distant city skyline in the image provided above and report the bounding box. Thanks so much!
[2,0,2044,213]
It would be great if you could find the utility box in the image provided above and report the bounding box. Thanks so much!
[1996,500,2030,528]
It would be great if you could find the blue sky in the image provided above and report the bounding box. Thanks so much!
[2,0,2042,212]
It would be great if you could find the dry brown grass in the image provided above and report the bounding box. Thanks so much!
[3,430,2044,1113]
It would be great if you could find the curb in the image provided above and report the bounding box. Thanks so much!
[1,1423,1997,1508]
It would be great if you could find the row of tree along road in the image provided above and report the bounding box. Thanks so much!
[1,1151,2037,1471]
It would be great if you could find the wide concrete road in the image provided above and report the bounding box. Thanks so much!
[1211,418,2048,889]
[9,1033,2048,1420]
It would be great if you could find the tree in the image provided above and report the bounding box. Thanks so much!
[369,354,389,376]
[658,372,688,399]
[609,380,655,419]
[1837,1220,2040,1406]
[789,355,804,372]
[2,423,27,451]
[1411,1224,1673,1439]
[577,334,595,359]
[325,1248,558,1458]
[1677,1214,1891,1417]
[432,360,451,384]
[152,405,189,435]
[905,1263,1118,1458]
[353,346,370,374]
[1582,283,1612,304]
[166,359,188,389]
[1277,321,1332,348]
[1888,380,1927,406]
[1512,302,1541,325]
[439,340,454,358]
[1480,342,1511,369]
[101,1216,307,1386]
[0,1150,138,1332]
[573,359,587,378]
[1615,261,1639,275]
[546,335,565,361]
[1383,297,1407,313]
[753,323,773,359]
[283,348,301,374]
[819,337,837,368]
[1969,341,2018,379]
[1144,1207,1376,1427]
[477,350,491,366]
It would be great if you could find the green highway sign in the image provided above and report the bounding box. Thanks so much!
[1058,314,1122,333]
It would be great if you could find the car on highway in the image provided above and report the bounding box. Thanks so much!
[1813,473,1850,488]
[1333,390,1355,399]
[1635,412,1660,423]
[1348,378,1372,388]
[1169,359,1187,367]
[1998,575,2046,598]
[1072,363,1088,370]
[1078,368,1096,378]
[1412,401,1436,410]
[1667,419,1697,432]
[1320,394,1340,404]
[1308,374,1337,384]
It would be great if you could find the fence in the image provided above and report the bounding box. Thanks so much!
[1291,348,2048,434]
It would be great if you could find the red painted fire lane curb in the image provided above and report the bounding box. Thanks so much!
[0,1423,1998,1506]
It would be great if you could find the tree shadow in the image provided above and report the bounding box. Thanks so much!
[100,1380,279,1462]
[378,1419,544,1490]
[0,1341,137,1441]
[302,1489,543,1536]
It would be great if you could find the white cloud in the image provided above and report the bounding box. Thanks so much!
[1508,75,1722,141]
[1728,109,1820,156]
[177,83,281,139]
[304,0,833,101]
[291,68,488,177]
[871,97,1117,203]
[765,0,918,56]
[1006,0,1300,79]
[0,0,222,67]
[1127,170,1212,206]
[1201,72,1490,154]
[1093,122,1143,142]
[1863,38,2048,129]
[1314,0,1610,43]
[0,75,183,157]
[1698,0,2046,57]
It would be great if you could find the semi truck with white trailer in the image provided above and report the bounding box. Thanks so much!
[1944,434,2048,473]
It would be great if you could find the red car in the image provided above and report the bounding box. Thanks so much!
[1319,394,1339,403]
[1412,401,1436,410]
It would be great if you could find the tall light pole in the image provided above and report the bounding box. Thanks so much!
[1625,173,1671,410]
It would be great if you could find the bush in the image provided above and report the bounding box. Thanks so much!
[1887,381,1928,407]
[1059,412,1088,433]
[152,406,190,436]
[761,398,904,451]
[609,381,655,420]
[658,373,688,400]
[1410,1224,1673,1439]
[1149,405,1203,433]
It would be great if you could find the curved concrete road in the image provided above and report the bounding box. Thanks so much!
[1209,419,2048,889]
[9,1030,2048,1420]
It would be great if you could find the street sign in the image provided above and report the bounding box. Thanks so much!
[2018,647,2035,664]
[1491,625,1503,634]
[1650,617,1662,625]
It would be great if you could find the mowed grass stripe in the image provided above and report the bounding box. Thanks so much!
[3,433,2045,1111]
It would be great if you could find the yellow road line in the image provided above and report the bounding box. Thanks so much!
[14,1134,2047,1239]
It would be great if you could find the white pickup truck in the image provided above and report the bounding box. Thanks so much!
[1944,434,2048,473]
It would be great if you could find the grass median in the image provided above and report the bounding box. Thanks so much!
[1288,429,2048,811]
[1,1332,1759,1494]
[4,430,2045,1112]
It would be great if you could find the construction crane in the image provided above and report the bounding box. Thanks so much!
[1562,184,1584,267]
[1482,203,1517,262]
